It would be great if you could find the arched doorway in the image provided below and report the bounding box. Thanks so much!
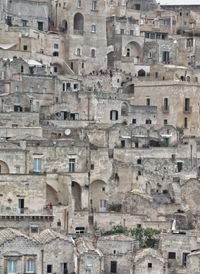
[71,181,81,210]
[0,160,9,173]
[46,185,59,205]
[121,102,129,116]
[125,41,142,64]
[138,69,146,77]
[61,20,68,32]
[74,13,84,34]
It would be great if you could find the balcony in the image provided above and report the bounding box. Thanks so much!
[0,206,54,221]
[162,106,170,113]
[183,106,192,114]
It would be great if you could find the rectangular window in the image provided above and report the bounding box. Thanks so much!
[110,110,118,121]
[146,98,150,106]
[74,84,78,90]
[69,158,75,172]
[22,20,28,27]
[18,199,24,214]
[168,252,176,259]
[47,264,52,273]
[132,119,136,124]
[91,24,96,32]
[164,119,168,125]
[120,29,124,35]
[38,21,44,31]
[184,98,190,111]
[54,43,59,49]
[8,260,17,274]
[91,0,97,10]
[146,119,152,125]
[91,49,96,58]
[77,0,81,7]
[26,259,35,273]
[130,30,134,35]
[184,117,188,129]
[177,162,183,172]
[99,199,107,212]
[162,51,170,64]
[33,158,42,172]
[164,98,169,111]
[15,166,20,174]
[110,261,117,273]
[60,263,68,274]
[148,263,152,268]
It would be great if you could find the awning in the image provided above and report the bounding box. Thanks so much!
[24,59,43,67]
[0,43,16,50]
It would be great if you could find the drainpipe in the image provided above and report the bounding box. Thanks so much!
[41,249,44,274]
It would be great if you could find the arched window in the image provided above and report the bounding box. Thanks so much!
[138,69,146,77]
[74,13,84,34]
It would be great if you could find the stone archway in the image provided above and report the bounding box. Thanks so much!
[125,41,142,64]
[74,13,84,34]
[0,160,9,174]
[46,185,59,205]
[71,181,81,210]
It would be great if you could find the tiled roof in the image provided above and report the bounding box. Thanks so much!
[0,228,31,245]
[34,229,73,244]
[76,237,103,256]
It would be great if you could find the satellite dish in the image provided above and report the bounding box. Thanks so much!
[64,129,71,136]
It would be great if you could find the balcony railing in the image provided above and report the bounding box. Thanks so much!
[0,205,53,216]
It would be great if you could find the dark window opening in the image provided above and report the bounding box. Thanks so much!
[53,51,59,56]
[184,117,188,129]
[177,162,183,172]
[47,264,52,273]
[168,252,176,259]
[162,51,170,64]
[146,98,150,106]
[38,21,44,31]
[146,119,152,125]
[132,118,136,124]
[121,140,125,148]
[148,263,152,268]
[184,98,190,111]
[164,98,169,111]
[137,158,142,164]
[110,261,117,273]
[182,252,189,266]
